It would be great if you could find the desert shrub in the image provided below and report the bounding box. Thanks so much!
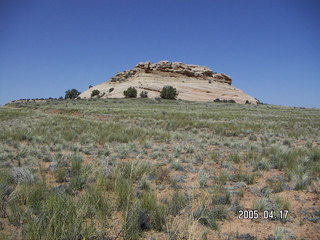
[210,205,229,221]
[70,175,86,192]
[230,168,257,185]
[95,169,114,191]
[212,189,231,205]
[69,154,86,191]
[266,176,288,193]
[253,197,290,223]
[199,173,209,188]
[209,152,218,162]
[123,203,142,240]
[215,170,229,185]
[91,89,100,97]
[123,87,137,98]
[139,192,167,231]
[185,145,194,154]
[12,167,35,184]
[170,160,184,171]
[139,177,151,191]
[253,158,271,171]
[274,196,290,213]
[70,154,83,176]
[25,191,84,240]
[230,154,241,164]
[0,187,6,218]
[81,184,112,225]
[120,161,151,182]
[0,169,14,217]
[140,91,148,98]
[214,98,236,103]
[151,204,167,231]
[274,227,288,240]
[262,146,318,190]
[293,167,311,191]
[0,169,14,186]
[8,181,48,226]
[65,89,80,99]
[153,167,170,183]
[122,192,167,239]
[7,196,26,227]
[160,85,178,99]
[253,198,272,212]
[115,177,133,210]
[193,205,218,230]
[169,191,188,216]
[55,166,69,183]
[53,155,70,183]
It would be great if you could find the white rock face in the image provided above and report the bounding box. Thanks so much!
[79,61,258,104]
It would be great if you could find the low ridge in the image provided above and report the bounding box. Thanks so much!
[79,61,258,104]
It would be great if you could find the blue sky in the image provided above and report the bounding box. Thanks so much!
[1,0,319,107]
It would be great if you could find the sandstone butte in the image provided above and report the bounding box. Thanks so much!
[79,61,259,104]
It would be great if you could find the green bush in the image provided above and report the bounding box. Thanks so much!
[91,89,100,97]
[160,85,178,100]
[140,91,148,98]
[65,89,80,99]
[123,87,137,98]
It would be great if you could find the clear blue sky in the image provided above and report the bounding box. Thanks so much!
[1,0,319,107]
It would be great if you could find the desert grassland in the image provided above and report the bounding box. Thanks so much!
[0,98,319,240]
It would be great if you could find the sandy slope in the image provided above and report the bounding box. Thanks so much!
[79,72,257,104]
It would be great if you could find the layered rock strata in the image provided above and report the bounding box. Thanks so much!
[79,61,258,104]
[110,61,232,85]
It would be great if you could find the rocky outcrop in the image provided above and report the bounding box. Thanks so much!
[110,61,232,85]
[79,61,258,104]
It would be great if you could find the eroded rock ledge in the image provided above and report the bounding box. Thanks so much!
[110,61,232,85]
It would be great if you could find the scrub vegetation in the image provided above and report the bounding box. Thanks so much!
[0,98,319,239]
